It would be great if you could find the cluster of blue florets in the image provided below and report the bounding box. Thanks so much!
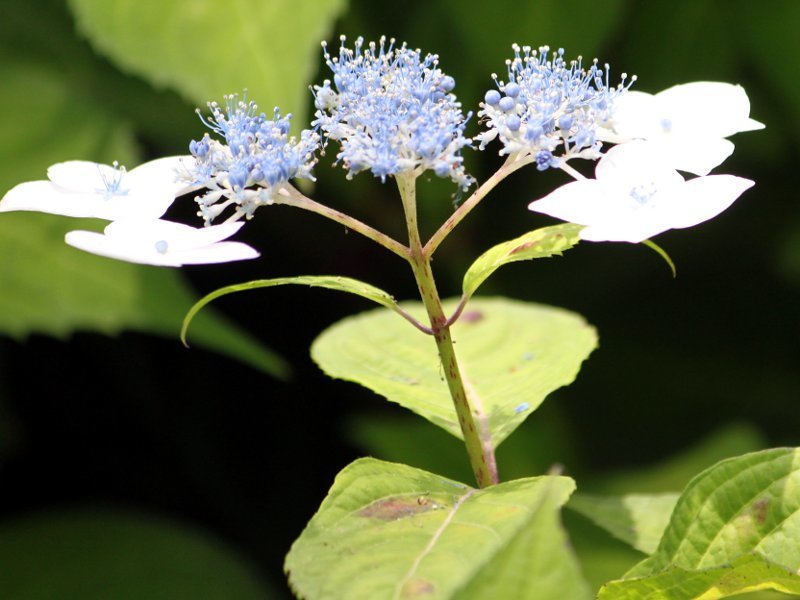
[186,95,319,223]
[476,45,634,169]
[183,40,632,220]
[312,36,474,191]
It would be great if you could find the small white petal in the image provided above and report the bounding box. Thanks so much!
[665,175,754,230]
[528,180,623,225]
[47,161,116,192]
[595,141,685,188]
[127,155,202,197]
[645,136,735,176]
[65,229,182,266]
[654,82,758,138]
[65,219,259,267]
[606,91,662,139]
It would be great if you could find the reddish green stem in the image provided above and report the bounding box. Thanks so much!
[397,174,498,488]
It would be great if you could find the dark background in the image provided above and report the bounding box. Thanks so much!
[0,0,797,597]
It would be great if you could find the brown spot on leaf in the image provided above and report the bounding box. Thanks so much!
[752,498,769,524]
[359,496,439,521]
[510,241,534,254]
[401,579,435,597]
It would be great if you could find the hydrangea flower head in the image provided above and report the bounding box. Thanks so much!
[477,45,634,169]
[184,94,319,223]
[312,36,474,190]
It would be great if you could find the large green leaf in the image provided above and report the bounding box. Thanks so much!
[0,509,274,599]
[0,62,286,377]
[568,493,680,555]
[66,0,347,121]
[285,458,588,599]
[461,224,582,301]
[311,297,597,446]
[600,448,800,598]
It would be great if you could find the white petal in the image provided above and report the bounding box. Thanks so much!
[171,242,260,265]
[664,175,754,230]
[579,218,672,243]
[528,180,622,225]
[103,219,245,251]
[607,91,663,139]
[127,155,202,197]
[646,136,735,176]
[66,219,258,267]
[655,82,759,138]
[0,181,82,215]
[47,160,114,192]
[65,229,184,266]
[595,141,684,189]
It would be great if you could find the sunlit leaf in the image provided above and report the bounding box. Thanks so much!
[285,458,587,599]
[0,509,274,599]
[599,554,800,599]
[569,493,680,555]
[462,224,582,301]
[600,448,800,598]
[312,297,597,446]
[66,0,347,126]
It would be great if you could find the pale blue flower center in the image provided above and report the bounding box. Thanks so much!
[98,161,128,199]
[477,44,635,168]
[660,117,672,132]
[630,182,658,205]
[154,240,169,254]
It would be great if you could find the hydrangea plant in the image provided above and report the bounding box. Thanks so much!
[3,36,788,599]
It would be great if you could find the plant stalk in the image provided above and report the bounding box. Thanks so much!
[397,174,498,488]
[277,186,410,260]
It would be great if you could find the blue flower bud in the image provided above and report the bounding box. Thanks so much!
[484,90,501,106]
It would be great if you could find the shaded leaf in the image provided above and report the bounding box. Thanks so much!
[66,0,347,125]
[182,275,410,346]
[462,224,582,301]
[312,297,597,446]
[568,493,679,555]
[0,509,274,599]
[285,457,585,599]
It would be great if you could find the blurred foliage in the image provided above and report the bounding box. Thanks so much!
[0,0,798,597]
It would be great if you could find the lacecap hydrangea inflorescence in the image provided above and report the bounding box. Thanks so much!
[185,95,319,223]
[477,44,635,170]
[312,36,474,191]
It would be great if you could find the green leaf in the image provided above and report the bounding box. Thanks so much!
[568,493,680,555]
[462,224,582,301]
[285,457,588,600]
[599,554,800,599]
[0,509,274,599]
[601,448,800,598]
[312,297,597,446]
[182,275,409,346]
[66,0,347,122]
